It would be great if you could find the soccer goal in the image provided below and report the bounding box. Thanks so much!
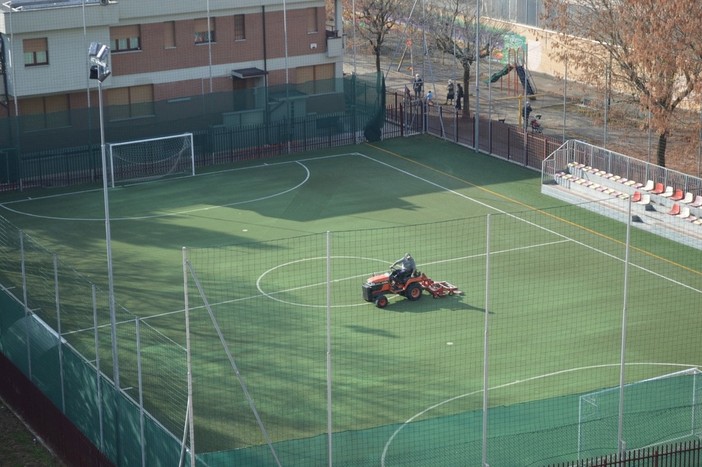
[106,132,195,187]
[577,368,702,460]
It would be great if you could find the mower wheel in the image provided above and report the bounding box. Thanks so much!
[405,283,423,301]
[375,295,389,308]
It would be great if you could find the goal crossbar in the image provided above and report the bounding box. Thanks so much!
[577,368,702,459]
[107,132,195,187]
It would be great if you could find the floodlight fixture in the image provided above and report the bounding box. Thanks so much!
[88,41,110,66]
[89,64,111,82]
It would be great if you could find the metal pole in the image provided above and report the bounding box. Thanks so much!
[326,232,333,467]
[563,57,567,142]
[352,0,356,74]
[604,52,611,147]
[91,284,105,452]
[136,319,146,467]
[53,254,66,413]
[98,78,120,390]
[647,94,652,164]
[19,231,31,378]
[206,0,213,92]
[522,45,528,164]
[617,198,633,459]
[182,247,196,467]
[474,0,481,151]
[482,214,491,467]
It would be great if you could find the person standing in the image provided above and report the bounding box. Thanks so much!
[413,74,424,98]
[523,100,533,129]
[445,80,455,105]
[455,83,464,110]
[426,90,434,107]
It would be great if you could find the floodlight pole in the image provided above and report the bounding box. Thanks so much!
[98,75,120,389]
[89,42,119,390]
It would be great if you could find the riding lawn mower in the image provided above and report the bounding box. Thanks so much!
[361,264,461,308]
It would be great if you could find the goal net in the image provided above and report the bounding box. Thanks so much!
[107,132,195,187]
[578,368,702,460]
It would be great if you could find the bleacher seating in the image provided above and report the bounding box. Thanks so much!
[552,165,702,241]
[651,183,666,195]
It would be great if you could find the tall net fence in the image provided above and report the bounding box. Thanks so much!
[1,193,701,465]
[182,205,702,466]
[0,215,190,466]
[0,75,385,191]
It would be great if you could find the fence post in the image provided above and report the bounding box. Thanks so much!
[53,254,66,413]
[482,213,492,467]
[19,230,32,379]
[135,318,146,467]
[182,247,196,467]
[91,284,105,452]
[400,103,404,137]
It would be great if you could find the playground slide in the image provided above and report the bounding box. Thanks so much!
[488,64,512,83]
[515,65,537,97]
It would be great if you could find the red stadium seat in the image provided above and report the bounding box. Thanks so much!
[670,188,684,200]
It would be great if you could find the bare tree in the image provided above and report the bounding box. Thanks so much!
[344,0,405,74]
[424,0,506,116]
[544,0,702,167]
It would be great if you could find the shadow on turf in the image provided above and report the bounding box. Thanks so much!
[367,298,488,314]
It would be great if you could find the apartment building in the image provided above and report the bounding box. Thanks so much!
[0,0,344,148]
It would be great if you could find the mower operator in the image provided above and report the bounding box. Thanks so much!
[390,253,416,285]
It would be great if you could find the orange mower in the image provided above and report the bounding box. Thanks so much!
[361,266,462,308]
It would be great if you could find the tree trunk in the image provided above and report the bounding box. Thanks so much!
[375,49,381,75]
[656,131,668,167]
[462,67,471,118]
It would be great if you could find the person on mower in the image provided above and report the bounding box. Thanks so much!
[390,253,416,286]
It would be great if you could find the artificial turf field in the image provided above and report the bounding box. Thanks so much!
[1,134,701,466]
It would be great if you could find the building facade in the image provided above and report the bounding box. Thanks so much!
[0,0,344,132]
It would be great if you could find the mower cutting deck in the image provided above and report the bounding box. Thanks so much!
[362,269,462,308]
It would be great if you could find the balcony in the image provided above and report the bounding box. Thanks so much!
[326,29,343,58]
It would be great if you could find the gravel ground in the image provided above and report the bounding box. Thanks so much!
[0,399,63,467]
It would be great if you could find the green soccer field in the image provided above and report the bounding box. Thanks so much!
[1,135,701,466]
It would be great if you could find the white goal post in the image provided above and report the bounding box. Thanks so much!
[577,368,702,460]
[106,132,195,187]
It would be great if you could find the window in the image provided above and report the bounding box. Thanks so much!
[307,8,318,33]
[19,95,70,131]
[234,15,246,41]
[194,18,215,44]
[23,38,48,66]
[110,25,141,52]
[106,85,154,120]
[164,21,176,48]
